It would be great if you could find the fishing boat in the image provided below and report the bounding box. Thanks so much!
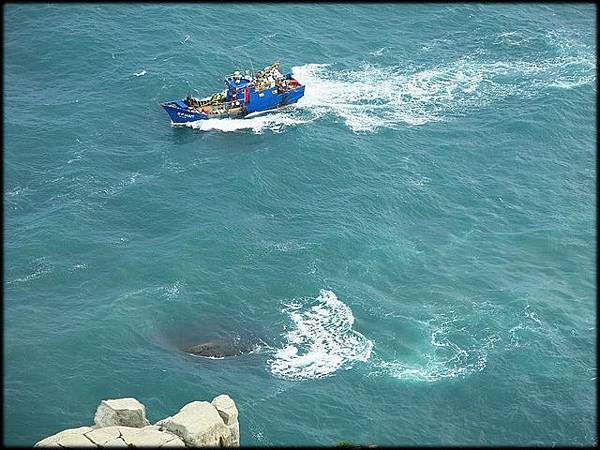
[160,62,305,125]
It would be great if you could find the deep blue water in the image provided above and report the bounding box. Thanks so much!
[3,3,596,446]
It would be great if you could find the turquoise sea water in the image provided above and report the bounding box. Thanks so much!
[3,3,597,446]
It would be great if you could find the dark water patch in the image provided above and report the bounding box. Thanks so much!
[157,320,269,359]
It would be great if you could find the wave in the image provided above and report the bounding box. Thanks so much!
[268,290,373,380]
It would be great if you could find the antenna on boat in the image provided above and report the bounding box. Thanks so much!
[249,58,255,79]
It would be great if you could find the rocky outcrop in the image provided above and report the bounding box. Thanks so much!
[34,427,96,448]
[35,425,186,448]
[94,398,150,428]
[211,395,239,446]
[34,395,240,447]
[157,401,229,446]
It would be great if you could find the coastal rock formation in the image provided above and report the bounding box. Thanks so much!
[35,425,186,448]
[157,401,229,446]
[212,395,239,446]
[94,398,150,428]
[34,395,240,447]
[34,427,96,448]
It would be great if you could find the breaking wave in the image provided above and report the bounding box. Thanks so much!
[268,290,373,380]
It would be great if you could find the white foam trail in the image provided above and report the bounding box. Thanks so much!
[186,111,310,134]
[134,70,146,77]
[291,46,595,132]
[268,290,373,380]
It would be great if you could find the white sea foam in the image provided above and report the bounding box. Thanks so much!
[185,111,310,134]
[370,47,387,56]
[162,280,184,299]
[97,172,141,198]
[262,240,315,253]
[134,70,146,77]
[371,311,495,382]
[291,46,595,132]
[371,301,546,382]
[7,257,53,285]
[268,290,373,380]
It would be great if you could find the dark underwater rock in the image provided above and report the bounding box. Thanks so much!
[184,340,252,358]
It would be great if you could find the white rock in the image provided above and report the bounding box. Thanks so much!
[56,433,97,447]
[211,395,239,446]
[160,437,187,447]
[118,426,185,447]
[94,398,150,428]
[36,395,239,447]
[155,417,171,427]
[103,437,129,447]
[35,426,95,447]
[84,426,121,446]
[158,401,230,447]
[211,395,238,425]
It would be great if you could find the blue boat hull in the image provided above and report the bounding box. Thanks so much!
[160,85,305,125]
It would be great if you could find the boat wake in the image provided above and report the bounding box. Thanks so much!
[291,49,594,132]
[182,30,593,134]
[268,290,373,380]
[184,111,311,134]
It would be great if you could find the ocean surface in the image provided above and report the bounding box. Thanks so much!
[3,3,597,446]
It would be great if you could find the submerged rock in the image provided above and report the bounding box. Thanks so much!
[184,340,253,358]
